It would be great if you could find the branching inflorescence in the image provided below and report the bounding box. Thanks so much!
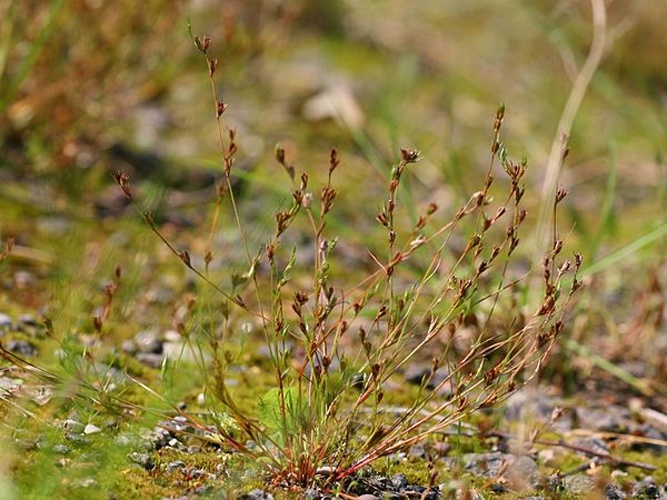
[112,25,583,493]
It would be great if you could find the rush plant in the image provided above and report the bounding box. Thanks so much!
[113,27,583,494]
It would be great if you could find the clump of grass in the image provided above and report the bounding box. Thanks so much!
[112,27,583,494]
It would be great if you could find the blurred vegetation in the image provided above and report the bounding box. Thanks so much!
[1,1,664,215]
[1,0,667,497]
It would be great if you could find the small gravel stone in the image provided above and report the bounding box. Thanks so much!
[463,451,511,477]
[194,484,214,495]
[14,271,36,288]
[83,424,101,435]
[6,339,38,357]
[166,460,185,472]
[575,406,630,432]
[405,485,437,499]
[504,390,562,424]
[605,483,627,500]
[572,436,609,456]
[303,489,322,499]
[0,376,23,396]
[168,437,186,450]
[61,419,85,433]
[17,314,37,327]
[163,329,181,342]
[24,384,52,405]
[53,444,71,455]
[631,425,667,452]
[134,329,163,354]
[65,433,89,445]
[632,477,661,499]
[129,452,155,470]
[72,477,97,488]
[404,365,450,392]
[185,468,205,479]
[238,489,274,500]
[0,313,13,333]
[121,339,137,355]
[537,447,568,467]
[391,473,408,489]
[136,352,164,368]
[101,417,118,430]
[152,427,171,449]
[379,493,401,500]
[433,441,451,457]
[37,216,73,235]
[505,455,540,491]
[544,474,564,493]
[145,286,175,304]
[169,415,190,432]
[408,442,427,459]
[114,433,134,447]
[564,474,596,494]
[115,429,154,451]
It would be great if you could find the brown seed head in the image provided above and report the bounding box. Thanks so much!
[400,148,421,163]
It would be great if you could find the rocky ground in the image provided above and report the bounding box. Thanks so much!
[2,303,666,499]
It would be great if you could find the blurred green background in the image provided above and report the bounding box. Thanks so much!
[2,0,665,241]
